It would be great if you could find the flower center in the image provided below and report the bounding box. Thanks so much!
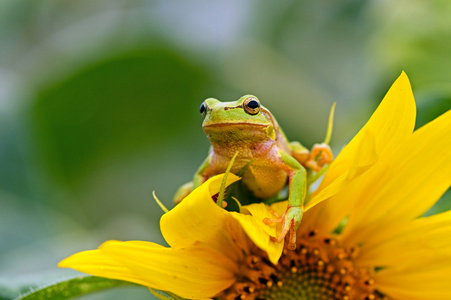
[217,230,387,300]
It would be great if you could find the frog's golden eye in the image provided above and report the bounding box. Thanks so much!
[243,97,261,115]
[200,102,207,116]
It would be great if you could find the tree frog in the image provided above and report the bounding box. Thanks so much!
[174,95,333,250]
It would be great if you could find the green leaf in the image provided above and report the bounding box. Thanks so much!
[15,276,138,300]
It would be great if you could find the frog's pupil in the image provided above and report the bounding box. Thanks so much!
[247,100,259,109]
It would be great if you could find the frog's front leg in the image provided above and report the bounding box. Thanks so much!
[263,151,306,250]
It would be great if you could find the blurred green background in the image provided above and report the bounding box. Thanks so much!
[1,1,450,299]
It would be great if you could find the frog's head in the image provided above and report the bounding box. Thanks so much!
[200,95,278,144]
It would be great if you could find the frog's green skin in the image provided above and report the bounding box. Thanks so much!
[175,95,332,250]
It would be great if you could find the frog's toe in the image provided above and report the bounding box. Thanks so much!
[312,143,334,166]
[268,216,297,250]
[305,143,334,172]
[263,216,283,225]
[305,160,321,172]
[264,206,303,250]
[263,208,282,224]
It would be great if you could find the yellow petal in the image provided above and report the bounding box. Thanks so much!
[374,260,451,300]
[58,248,151,287]
[304,72,416,232]
[356,210,451,267]
[59,240,236,299]
[304,124,401,233]
[230,201,286,264]
[59,175,244,299]
[341,108,451,244]
[244,201,287,233]
[305,172,348,212]
[313,71,416,201]
[161,174,244,262]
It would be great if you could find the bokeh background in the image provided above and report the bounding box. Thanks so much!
[1,1,450,299]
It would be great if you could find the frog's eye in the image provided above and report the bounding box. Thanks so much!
[200,102,207,116]
[243,97,260,115]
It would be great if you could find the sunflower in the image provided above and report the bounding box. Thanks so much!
[59,72,451,300]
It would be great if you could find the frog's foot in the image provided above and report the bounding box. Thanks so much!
[263,206,304,250]
[305,143,333,172]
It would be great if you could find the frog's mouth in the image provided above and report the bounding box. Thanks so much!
[203,122,269,135]
[203,122,270,142]
[203,122,268,128]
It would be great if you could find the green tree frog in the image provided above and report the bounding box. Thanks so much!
[174,95,333,250]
